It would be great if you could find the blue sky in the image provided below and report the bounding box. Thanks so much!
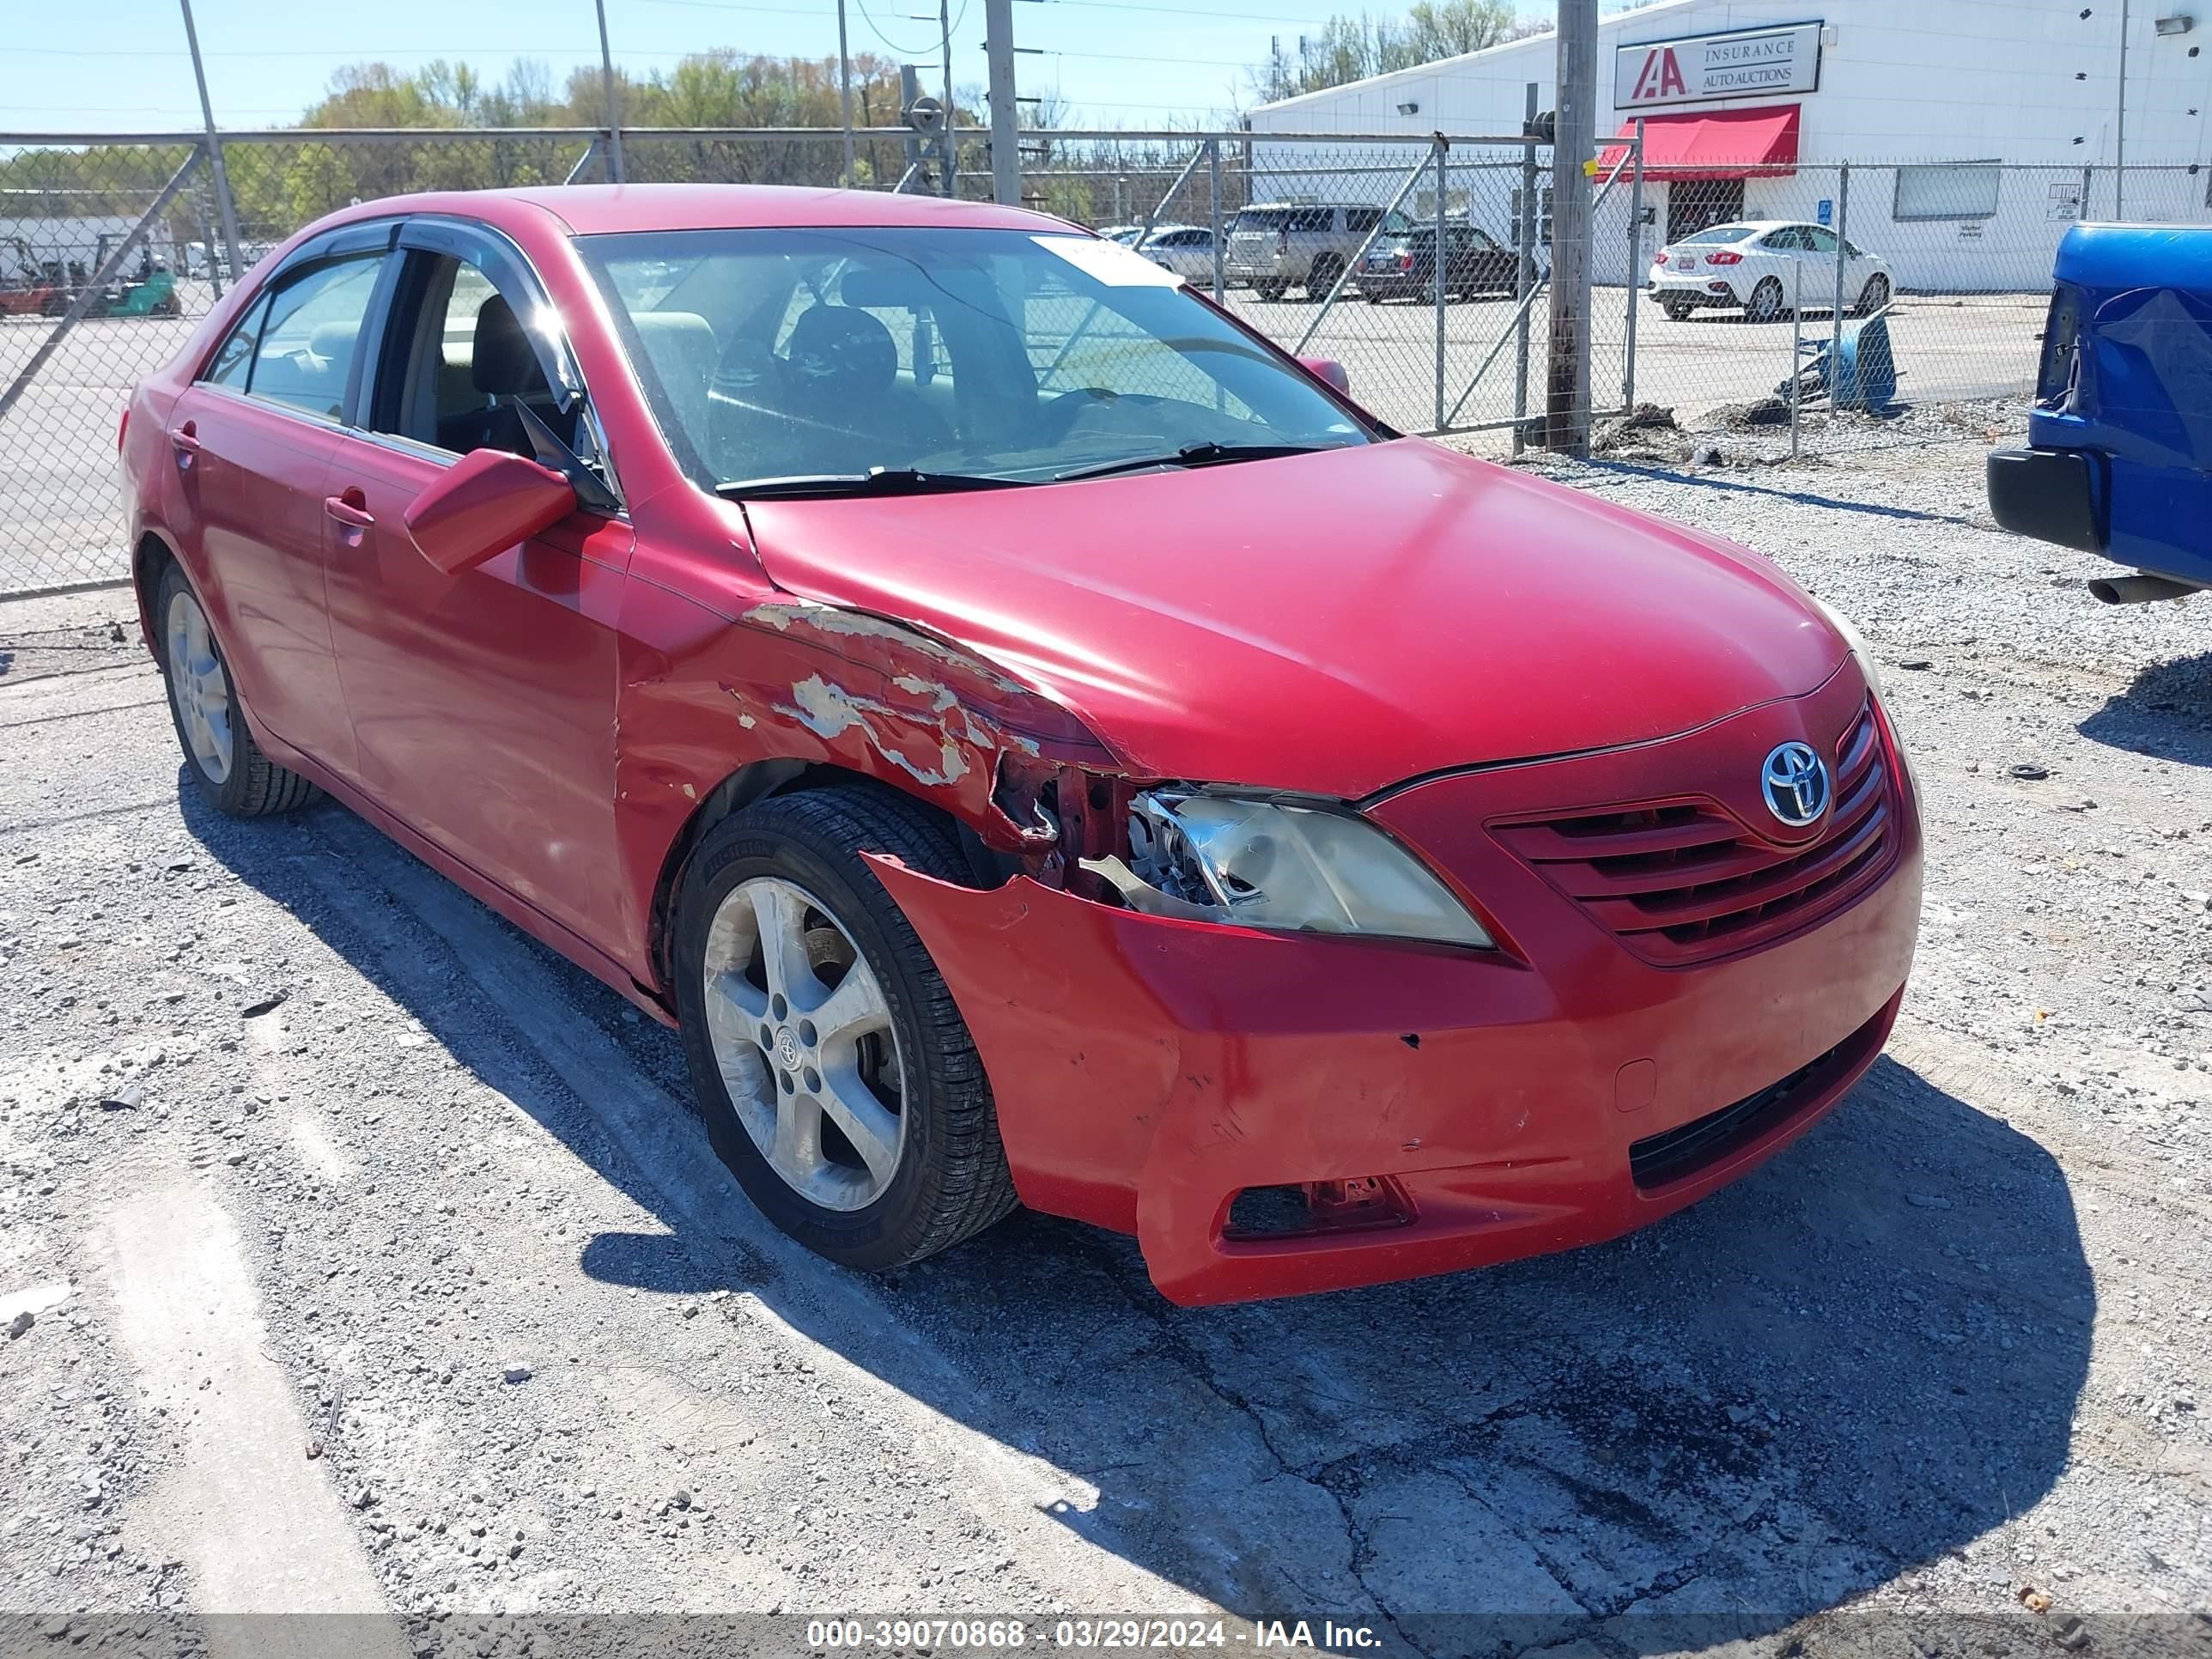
[7,0,1550,132]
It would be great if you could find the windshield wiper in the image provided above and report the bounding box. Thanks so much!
[714,467,1027,501]
[1054,441,1343,483]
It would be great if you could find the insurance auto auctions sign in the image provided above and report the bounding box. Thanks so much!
[1613,21,1824,108]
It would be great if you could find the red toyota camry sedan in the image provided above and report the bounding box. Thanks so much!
[118,184,1921,1305]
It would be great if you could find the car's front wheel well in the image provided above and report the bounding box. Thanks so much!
[645,761,1002,1000]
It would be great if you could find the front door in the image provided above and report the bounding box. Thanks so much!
[320,230,635,954]
[167,249,392,778]
[1666,179,1745,244]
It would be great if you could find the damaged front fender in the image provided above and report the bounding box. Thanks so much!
[611,577,1137,997]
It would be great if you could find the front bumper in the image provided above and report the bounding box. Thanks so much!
[876,678,1923,1306]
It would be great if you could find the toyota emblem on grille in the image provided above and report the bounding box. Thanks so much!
[1760,741,1831,827]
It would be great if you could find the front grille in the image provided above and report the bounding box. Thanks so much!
[1492,700,1897,968]
[1627,1045,1836,1189]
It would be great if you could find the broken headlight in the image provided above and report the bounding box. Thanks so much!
[1086,790,1494,948]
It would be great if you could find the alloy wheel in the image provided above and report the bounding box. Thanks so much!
[164,587,234,784]
[699,875,907,1212]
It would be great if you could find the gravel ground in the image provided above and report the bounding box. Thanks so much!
[2,433,2209,1658]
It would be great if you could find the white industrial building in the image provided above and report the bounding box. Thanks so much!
[1247,0,2212,289]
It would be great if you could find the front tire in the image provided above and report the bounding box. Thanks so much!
[155,562,319,817]
[672,785,1018,1272]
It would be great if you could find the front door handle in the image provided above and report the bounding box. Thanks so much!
[171,420,199,471]
[324,491,374,530]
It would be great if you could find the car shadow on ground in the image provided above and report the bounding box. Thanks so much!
[186,783,2094,1655]
[1577,458,1984,528]
[2079,651,2212,769]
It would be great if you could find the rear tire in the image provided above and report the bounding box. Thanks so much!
[1662,296,1692,321]
[155,561,319,817]
[1747,277,1786,323]
[672,785,1018,1272]
[1304,255,1343,301]
[1255,281,1288,302]
[1854,274,1891,316]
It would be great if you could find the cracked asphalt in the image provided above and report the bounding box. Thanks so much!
[2,434,2209,1658]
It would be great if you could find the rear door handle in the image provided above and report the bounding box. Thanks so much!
[324,493,374,529]
[171,420,199,470]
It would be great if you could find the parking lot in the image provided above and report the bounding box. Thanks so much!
[3,434,2207,1653]
[0,279,2051,596]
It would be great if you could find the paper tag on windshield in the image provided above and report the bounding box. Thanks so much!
[1032,235,1185,287]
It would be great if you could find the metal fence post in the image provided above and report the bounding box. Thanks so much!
[1790,259,1803,461]
[1207,137,1224,303]
[1435,137,1449,432]
[1513,83,1538,457]
[1623,120,1644,415]
[179,0,245,283]
[1830,161,1850,416]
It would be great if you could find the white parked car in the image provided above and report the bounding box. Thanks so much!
[1098,224,1146,246]
[1646,221,1892,323]
[1135,223,1216,281]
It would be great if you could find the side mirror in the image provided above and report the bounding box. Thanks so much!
[403,447,577,575]
[1298,356,1351,396]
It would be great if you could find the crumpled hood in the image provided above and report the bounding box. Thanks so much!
[741,438,1846,799]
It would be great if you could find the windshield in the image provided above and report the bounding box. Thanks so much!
[579,226,1370,493]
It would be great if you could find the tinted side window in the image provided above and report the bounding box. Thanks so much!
[1804,227,1839,253]
[1294,209,1334,234]
[247,256,386,420]
[1344,208,1380,234]
[200,294,269,389]
[1761,228,1807,251]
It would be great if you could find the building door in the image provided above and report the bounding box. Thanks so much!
[1667,179,1745,243]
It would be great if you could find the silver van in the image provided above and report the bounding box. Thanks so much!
[1224,203,1414,301]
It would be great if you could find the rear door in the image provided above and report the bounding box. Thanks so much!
[1759,226,1815,304]
[164,232,394,778]
[320,217,635,951]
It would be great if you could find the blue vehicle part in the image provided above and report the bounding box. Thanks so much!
[1989,223,2212,594]
[1786,313,1899,410]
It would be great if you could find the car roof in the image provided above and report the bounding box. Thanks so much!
[312,182,1077,239]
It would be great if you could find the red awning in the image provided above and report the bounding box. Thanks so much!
[1598,104,1800,182]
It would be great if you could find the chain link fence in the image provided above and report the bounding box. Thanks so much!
[1605,155,2212,462]
[2,126,2207,593]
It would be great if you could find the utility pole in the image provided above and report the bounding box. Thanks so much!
[940,0,957,196]
[594,0,626,183]
[178,0,243,283]
[984,0,1019,204]
[1545,0,1596,453]
[836,0,857,186]
[2114,0,2130,217]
